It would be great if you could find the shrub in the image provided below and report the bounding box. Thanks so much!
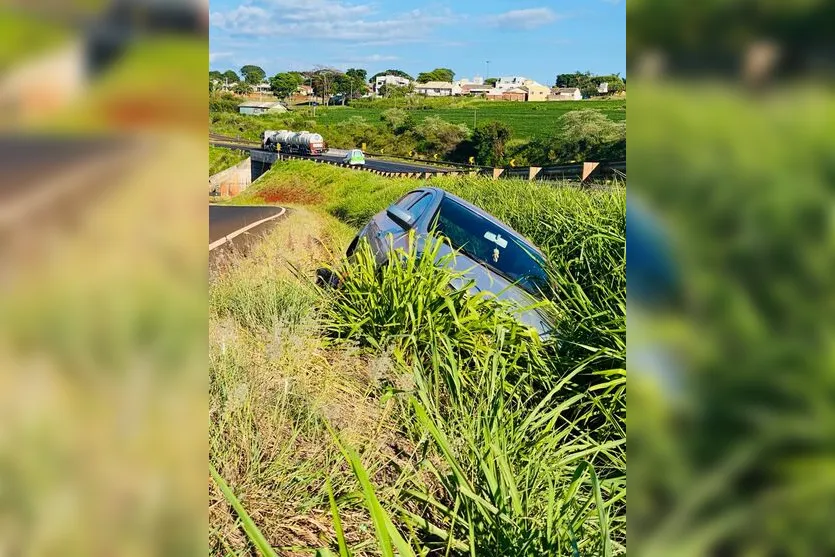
[414,116,469,155]
[472,120,512,166]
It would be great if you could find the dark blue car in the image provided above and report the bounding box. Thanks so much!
[323,187,556,339]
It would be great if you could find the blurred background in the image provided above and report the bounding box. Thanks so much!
[627,0,835,554]
[0,1,207,555]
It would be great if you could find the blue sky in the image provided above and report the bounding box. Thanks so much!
[209,0,625,86]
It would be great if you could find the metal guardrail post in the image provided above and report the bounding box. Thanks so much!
[492,168,505,179]
[528,167,542,180]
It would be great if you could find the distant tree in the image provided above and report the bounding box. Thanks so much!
[209,70,223,92]
[484,77,498,87]
[380,108,414,133]
[269,72,304,99]
[414,116,469,155]
[595,73,626,93]
[472,121,512,166]
[240,65,266,85]
[581,84,599,98]
[222,70,239,83]
[233,82,253,95]
[555,71,623,96]
[369,69,414,82]
[555,71,591,88]
[345,68,368,98]
[345,68,367,82]
[416,67,455,83]
[378,83,413,98]
[310,67,341,101]
[332,73,355,103]
[545,109,625,163]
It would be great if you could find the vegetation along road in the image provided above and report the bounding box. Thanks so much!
[209,160,625,555]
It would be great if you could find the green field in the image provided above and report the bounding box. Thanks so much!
[271,99,624,141]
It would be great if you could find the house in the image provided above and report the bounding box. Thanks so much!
[598,82,609,94]
[460,83,491,95]
[296,84,313,96]
[520,81,550,101]
[373,74,412,96]
[238,101,288,115]
[495,76,529,90]
[548,87,582,101]
[252,82,271,95]
[485,87,526,101]
[414,81,460,96]
[455,76,484,87]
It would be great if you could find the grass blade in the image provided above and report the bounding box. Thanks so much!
[210,463,278,557]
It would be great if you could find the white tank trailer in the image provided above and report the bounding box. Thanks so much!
[262,129,325,155]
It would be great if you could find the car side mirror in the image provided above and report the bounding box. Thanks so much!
[386,204,415,230]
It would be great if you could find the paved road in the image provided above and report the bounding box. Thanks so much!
[209,205,286,245]
[314,152,447,173]
[209,140,450,174]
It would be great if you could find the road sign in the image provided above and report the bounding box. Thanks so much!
[276,143,280,152]
[361,142,366,151]
[468,156,475,164]
[509,159,516,167]
[433,153,438,160]
[408,150,414,157]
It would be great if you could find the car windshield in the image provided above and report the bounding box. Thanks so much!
[430,197,551,297]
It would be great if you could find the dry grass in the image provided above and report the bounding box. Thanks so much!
[209,208,431,555]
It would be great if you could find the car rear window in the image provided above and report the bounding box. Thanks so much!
[430,197,550,297]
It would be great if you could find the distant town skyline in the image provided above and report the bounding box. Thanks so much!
[209,0,625,86]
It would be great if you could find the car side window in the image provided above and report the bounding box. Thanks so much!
[407,194,434,220]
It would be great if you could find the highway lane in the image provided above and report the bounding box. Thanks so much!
[209,139,450,174]
[316,153,448,173]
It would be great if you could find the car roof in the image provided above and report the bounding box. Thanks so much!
[413,187,545,257]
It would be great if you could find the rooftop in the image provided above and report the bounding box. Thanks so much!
[238,101,283,108]
[415,81,454,88]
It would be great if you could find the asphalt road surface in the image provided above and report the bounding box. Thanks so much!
[209,204,286,246]
[209,139,450,174]
[314,152,447,173]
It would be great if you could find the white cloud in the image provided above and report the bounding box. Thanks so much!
[343,54,399,63]
[211,1,456,43]
[209,51,233,63]
[485,8,563,30]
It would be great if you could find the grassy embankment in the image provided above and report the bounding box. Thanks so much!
[210,160,625,555]
[210,146,248,176]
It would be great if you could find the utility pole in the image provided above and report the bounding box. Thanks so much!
[486,60,490,80]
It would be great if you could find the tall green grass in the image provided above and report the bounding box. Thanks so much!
[321,228,624,554]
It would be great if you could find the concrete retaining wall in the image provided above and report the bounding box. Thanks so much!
[209,157,251,197]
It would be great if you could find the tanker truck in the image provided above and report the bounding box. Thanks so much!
[262,130,325,155]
